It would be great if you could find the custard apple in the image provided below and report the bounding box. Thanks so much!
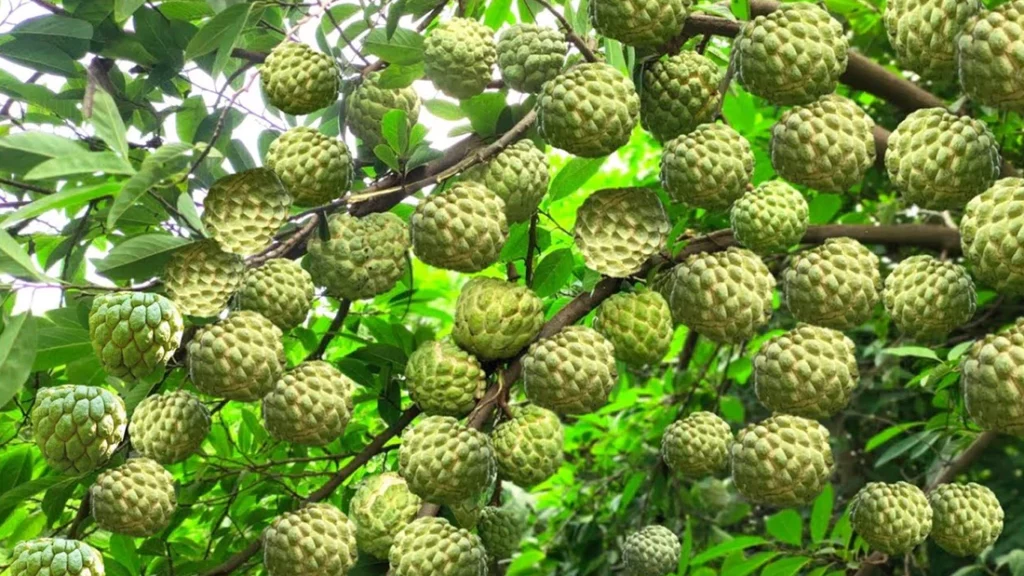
[928,483,1004,556]
[661,411,733,478]
[263,503,358,576]
[261,42,339,115]
[188,311,285,401]
[389,517,487,576]
[574,187,670,277]
[90,457,176,536]
[885,0,981,82]
[461,139,549,223]
[88,291,183,381]
[238,258,315,331]
[423,18,496,99]
[492,405,564,488]
[782,238,881,330]
[730,180,809,255]
[640,52,723,142]
[523,326,618,415]
[883,255,976,341]
[538,63,640,157]
[496,24,566,93]
[346,72,421,148]
[622,525,681,576]
[10,539,104,576]
[452,277,544,360]
[958,2,1024,112]
[399,416,496,505]
[593,290,673,366]
[589,0,690,49]
[961,178,1024,294]
[448,496,485,530]
[262,361,354,445]
[307,212,410,300]
[411,182,508,272]
[162,239,244,318]
[349,473,422,559]
[961,328,1024,436]
[129,391,210,464]
[477,506,526,560]
[850,481,932,555]
[404,341,485,417]
[660,123,754,210]
[31,385,126,474]
[202,168,292,256]
[265,126,353,206]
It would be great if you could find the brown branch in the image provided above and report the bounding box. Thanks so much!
[525,213,538,287]
[677,330,700,372]
[0,177,56,196]
[308,299,351,360]
[248,215,320,268]
[67,494,91,539]
[231,48,267,64]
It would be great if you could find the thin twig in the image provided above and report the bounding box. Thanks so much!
[530,0,598,62]
[309,299,352,360]
[525,213,538,287]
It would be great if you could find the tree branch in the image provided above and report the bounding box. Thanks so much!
[308,299,351,360]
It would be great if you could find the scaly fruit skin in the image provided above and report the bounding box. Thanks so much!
[850,482,932,555]
[399,416,496,505]
[477,506,525,561]
[771,95,876,192]
[405,341,485,417]
[735,3,848,105]
[594,290,673,366]
[961,328,1024,436]
[265,127,353,206]
[423,18,496,99]
[661,411,733,478]
[452,277,544,360]
[660,123,754,210]
[90,458,176,537]
[523,326,618,415]
[885,108,1000,210]
[885,0,981,82]
[349,473,422,559]
[574,188,670,277]
[641,52,722,142]
[202,168,292,256]
[783,238,881,330]
[346,72,421,148]
[622,525,681,576]
[88,292,184,381]
[411,182,509,273]
[262,361,354,445]
[307,212,410,300]
[496,24,566,93]
[11,539,104,576]
[462,140,549,223]
[883,255,976,341]
[730,181,809,255]
[162,239,245,318]
[31,385,126,474]
[129,391,210,464]
[238,258,315,332]
[263,503,358,576]
[188,311,285,401]
[754,325,858,419]
[928,483,1004,557]
[961,178,1024,294]
[958,2,1024,112]
[589,0,689,49]
[538,63,640,157]
[389,517,488,576]
[261,42,339,115]
[492,405,564,488]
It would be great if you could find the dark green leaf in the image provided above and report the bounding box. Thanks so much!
[761,557,811,576]
[0,313,37,408]
[459,92,507,138]
[531,248,574,298]
[0,38,80,76]
[0,475,78,518]
[548,157,605,202]
[90,90,130,160]
[107,143,193,228]
[184,3,250,61]
[94,234,191,281]
[115,0,147,21]
[0,182,120,228]
[362,28,425,65]
[0,230,46,281]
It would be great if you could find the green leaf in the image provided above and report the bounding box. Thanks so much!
[484,0,512,29]
[0,229,46,281]
[12,15,94,40]
[24,152,134,180]
[107,143,193,228]
[874,430,933,468]
[865,422,923,452]
[0,132,84,159]
[881,346,940,362]
[548,157,605,202]
[761,557,811,576]
[362,28,425,65]
[0,182,120,228]
[94,234,191,281]
[0,38,79,76]
[690,537,767,566]
[808,194,843,224]
[721,552,779,576]
[0,475,78,518]
[376,63,424,89]
[424,99,465,121]
[731,0,750,19]
[460,92,507,138]
[184,3,250,61]
[373,145,401,172]
[0,313,37,408]
[386,0,407,38]
[90,90,130,160]
[115,0,147,21]
[810,483,834,543]
[176,193,207,235]
[948,340,973,362]
[33,326,92,371]
[765,509,803,547]
[531,248,574,298]
[679,517,692,574]
[381,109,409,155]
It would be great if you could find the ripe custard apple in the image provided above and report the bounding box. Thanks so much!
[958,2,1024,112]
[188,311,285,401]
[405,341,485,417]
[661,411,733,478]
[31,385,126,474]
[202,168,292,256]
[263,503,358,576]
[307,212,409,300]
[883,255,976,341]
[262,361,354,445]
[660,123,754,210]
[389,517,487,576]
[641,52,723,143]
[399,415,496,505]
[589,0,689,49]
[478,506,526,560]
[423,18,496,99]
[656,248,775,344]
[90,457,176,536]
[129,391,210,464]
[238,258,315,332]
[783,238,881,330]
[88,291,183,381]
[265,126,353,206]
[574,187,670,277]
[162,239,244,317]
[593,290,673,367]
[538,63,640,157]
[347,72,421,148]
[850,481,932,555]
[885,108,1000,210]
[885,0,981,82]
[735,3,848,105]
[492,405,564,488]
[928,483,1004,556]
[452,277,544,360]
[961,178,1024,294]
[523,326,618,415]
[349,472,422,559]
[261,42,339,115]
[496,24,566,93]
[622,525,681,576]
[462,139,549,223]
[411,182,508,272]
[730,181,809,255]
[961,328,1024,436]
[754,325,858,419]
[10,538,104,576]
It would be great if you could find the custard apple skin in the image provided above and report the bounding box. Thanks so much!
[661,411,733,478]
[90,457,176,537]
[265,127,353,206]
[492,405,564,488]
[346,72,421,149]
[496,24,566,93]
[261,42,339,115]
[958,2,1024,112]
[88,292,184,381]
[849,481,932,555]
[589,0,689,49]
[129,391,210,464]
[349,473,422,559]
[885,108,1000,210]
[754,325,858,419]
[523,326,618,415]
[202,168,292,256]
[262,361,354,445]
[10,539,104,576]
[399,416,496,505]
[961,178,1024,294]
[31,385,127,474]
[263,503,358,576]
[411,182,508,273]
[389,517,488,576]
[730,414,834,507]
[452,277,544,360]
[883,255,976,341]
[782,238,881,330]
[928,483,1004,557]
[574,188,670,277]
[622,525,681,576]
[538,63,640,157]
[593,290,673,366]
[238,258,315,331]
[405,341,485,417]
[730,181,809,255]
[660,123,754,210]
[423,18,496,99]
[307,212,410,300]
[188,311,285,401]
[462,140,549,223]
[477,506,526,561]
[961,329,1024,436]
[641,52,722,143]
[162,239,244,318]
[885,0,981,82]
[735,4,849,105]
